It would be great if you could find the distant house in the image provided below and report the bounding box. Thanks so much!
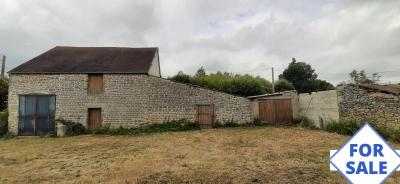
[8,46,253,135]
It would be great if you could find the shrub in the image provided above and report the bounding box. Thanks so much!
[325,120,361,136]
[0,109,8,136]
[324,120,400,143]
[56,119,86,136]
[142,119,200,133]
[214,119,240,128]
[252,118,265,126]
[390,129,400,143]
[94,119,200,135]
[213,118,266,128]
[1,132,15,140]
[274,79,295,92]
[169,69,273,97]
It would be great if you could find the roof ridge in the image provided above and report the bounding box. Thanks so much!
[54,46,159,49]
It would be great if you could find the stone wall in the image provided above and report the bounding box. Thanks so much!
[8,74,254,134]
[337,85,400,128]
[298,90,340,128]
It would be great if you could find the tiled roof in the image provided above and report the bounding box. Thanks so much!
[9,46,158,74]
[359,84,400,95]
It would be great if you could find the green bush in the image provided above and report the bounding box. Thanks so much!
[169,69,273,97]
[94,119,200,135]
[274,79,295,92]
[325,120,361,136]
[213,119,240,128]
[0,110,8,136]
[390,129,400,143]
[324,120,400,143]
[252,118,265,126]
[1,132,15,140]
[56,119,86,136]
[213,118,267,128]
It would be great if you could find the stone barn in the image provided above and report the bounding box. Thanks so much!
[8,46,254,135]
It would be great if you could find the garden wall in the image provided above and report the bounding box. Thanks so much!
[298,90,340,127]
[337,85,400,128]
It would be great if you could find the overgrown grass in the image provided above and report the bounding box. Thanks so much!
[95,118,267,135]
[325,120,400,143]
[213,118,266,128]
[0,109,8,138]
[93,119,200,135]
[325,119,361,136]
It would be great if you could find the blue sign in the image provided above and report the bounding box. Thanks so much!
[330,123,400,183]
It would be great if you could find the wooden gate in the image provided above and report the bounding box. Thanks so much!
[196,104,215,128]
[258,99,293,124]
[88,108,102,131]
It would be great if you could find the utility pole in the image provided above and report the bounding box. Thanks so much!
[0,55,5,77]
[271,67,275,93]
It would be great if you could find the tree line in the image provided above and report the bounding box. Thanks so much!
[169,67,273,96]
[169,58,335,96]
[170,58,386,96]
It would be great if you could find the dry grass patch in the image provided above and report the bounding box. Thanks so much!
[0,127,400,183]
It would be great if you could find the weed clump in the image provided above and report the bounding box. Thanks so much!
[93,119,200,135]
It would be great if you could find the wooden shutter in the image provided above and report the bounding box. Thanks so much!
[88,74,103,93]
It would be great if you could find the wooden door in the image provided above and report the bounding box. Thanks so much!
[258,99,292,124]
[275,99,293,123]
[258,100,276,124]
[88,108,102,131]
[196,105,214,128]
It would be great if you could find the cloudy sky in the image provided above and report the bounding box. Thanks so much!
[1,0,399,84]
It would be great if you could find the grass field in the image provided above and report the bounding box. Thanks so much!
[1,127,400,184]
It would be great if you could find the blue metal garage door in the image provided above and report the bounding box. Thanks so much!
[18,95,56,135]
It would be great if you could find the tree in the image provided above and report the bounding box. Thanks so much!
[274,79,295,92]
[349,70,381,84]
[0,77,8,110]
[279,58,317,86]
[299,79,334,92]
[195,66,207,77]
[168,71,192,84]
[279,58,334,93]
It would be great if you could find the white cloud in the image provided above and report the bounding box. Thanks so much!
[1,0,399,84]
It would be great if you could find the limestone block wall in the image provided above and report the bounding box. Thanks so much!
[298,90,340,127]
[8,74,254,134]
[337,85,400,128]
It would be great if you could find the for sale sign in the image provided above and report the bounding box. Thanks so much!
[330,123,400,184]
